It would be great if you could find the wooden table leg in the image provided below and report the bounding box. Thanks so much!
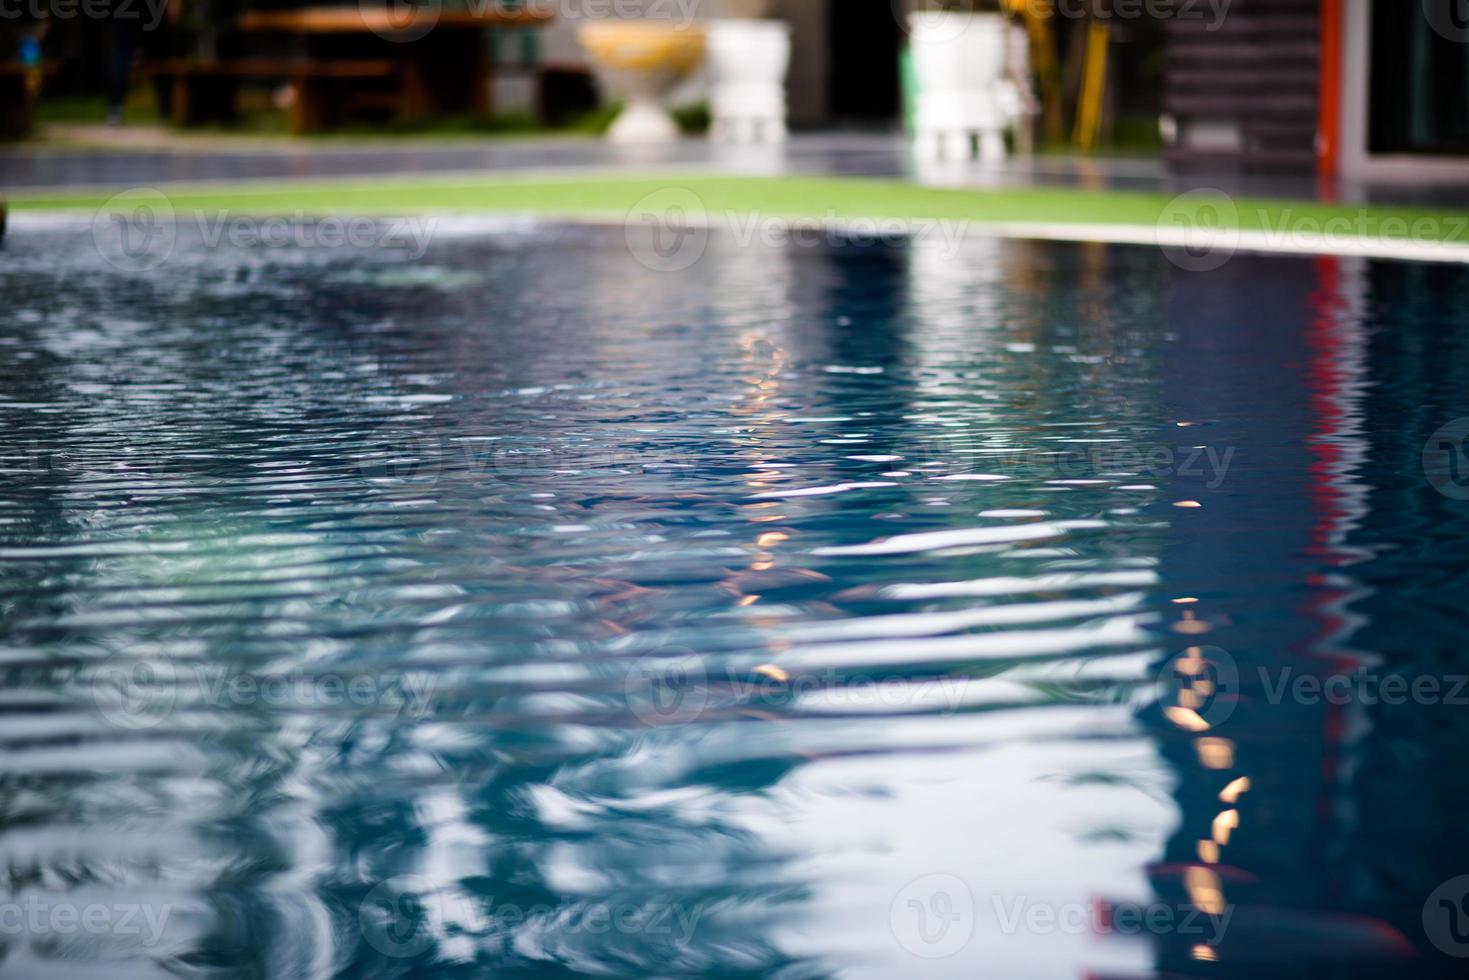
[289,75,325,134]
[399,61,432,125]
[472,41,491,117]
[171,73,192,127]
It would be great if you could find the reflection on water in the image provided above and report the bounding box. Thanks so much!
[2,219,1468,978]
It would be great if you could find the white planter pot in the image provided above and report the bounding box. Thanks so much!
[578,22,706,145]
[707,20,791,144]
[909,12,1010,162]
[607,82,685,143]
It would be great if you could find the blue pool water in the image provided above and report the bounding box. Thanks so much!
[3,217,1469,979]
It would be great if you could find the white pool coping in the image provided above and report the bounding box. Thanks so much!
[12,207,1469,266]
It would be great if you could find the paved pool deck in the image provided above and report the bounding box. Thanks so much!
[4,130,1466,208]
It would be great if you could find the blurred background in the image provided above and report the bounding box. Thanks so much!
[1,0,1465,185]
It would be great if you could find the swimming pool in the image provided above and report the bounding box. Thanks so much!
[3,217,1469,978]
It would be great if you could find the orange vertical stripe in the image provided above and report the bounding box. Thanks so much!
[1318,0,1343,179]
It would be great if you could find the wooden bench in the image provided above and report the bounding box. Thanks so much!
[236,6,556,124]
[150,58,406,134]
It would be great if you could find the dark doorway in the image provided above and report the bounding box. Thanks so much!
[1369,0,1469,156]
[827,0,902,125]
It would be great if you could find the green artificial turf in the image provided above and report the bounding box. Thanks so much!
[11,175,1469,246]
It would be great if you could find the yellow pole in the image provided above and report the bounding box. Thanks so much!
[1003,0,1064,145]
[1073,19,1109,151]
